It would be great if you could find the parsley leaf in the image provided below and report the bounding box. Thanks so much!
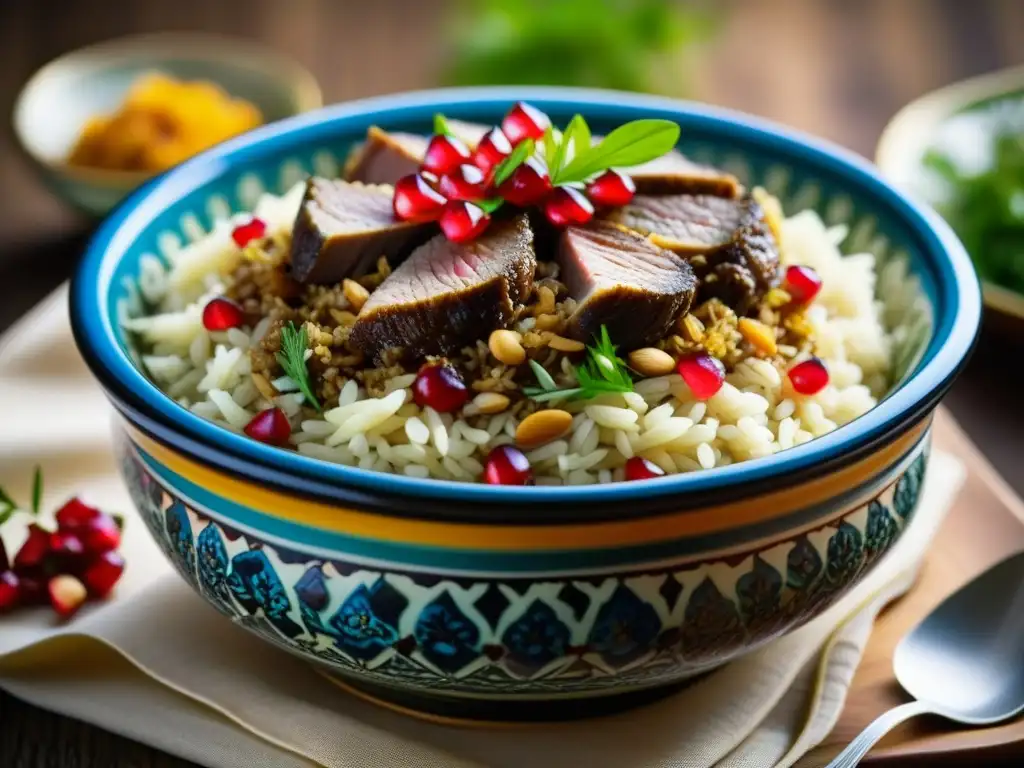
[523,325,634,402]
[550,114,590,183]
[492,138,536,187]
[433,113,452,136]
[558,119,680,183]
[276,322,322,413]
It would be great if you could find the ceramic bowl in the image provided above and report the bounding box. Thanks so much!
[69,88,980,723]
[876,64,1024,332]
[12,32,322,217]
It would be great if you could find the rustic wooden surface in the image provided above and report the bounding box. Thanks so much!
[1,0,1023,765]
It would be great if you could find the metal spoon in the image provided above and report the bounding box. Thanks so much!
[825,550,1024,768]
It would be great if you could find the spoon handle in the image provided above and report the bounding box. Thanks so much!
[825,700,934,768]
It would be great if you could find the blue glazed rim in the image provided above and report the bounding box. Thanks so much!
[70,87,981,512]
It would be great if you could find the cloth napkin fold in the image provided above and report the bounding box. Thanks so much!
[0,286,966,768]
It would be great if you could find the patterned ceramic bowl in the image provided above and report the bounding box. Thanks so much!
[70,88,980,724]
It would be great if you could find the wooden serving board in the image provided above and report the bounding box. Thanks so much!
[799,408,1024,767]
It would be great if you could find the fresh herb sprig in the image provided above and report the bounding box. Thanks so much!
[276,322,322,413]
[0,466,43,526]
[552,118,679,184]
[523,325,634,402]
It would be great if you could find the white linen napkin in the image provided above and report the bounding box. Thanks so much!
[0,286,966,768]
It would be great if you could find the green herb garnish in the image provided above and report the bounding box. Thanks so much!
[276,322,322,413]
[923,117,1024,294]
[553,118,680,184]
[433,113,452,136]
[31,467,42,515]
[523,325,634,402]
[0,465,43,526]
[492,138,536,187]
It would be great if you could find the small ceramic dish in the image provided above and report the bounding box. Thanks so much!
[11,32,322,217]
[70,88,980,723]
[876,64,1024,330]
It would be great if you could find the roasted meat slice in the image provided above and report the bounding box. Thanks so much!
[289,178,431,284]
[628,150,742,198]
[343,122,490,186]
[349,214,536,360]
[557,222,697,349]
[606,194,781,313]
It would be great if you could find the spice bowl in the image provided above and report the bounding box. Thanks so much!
[70,88,979,723]
[12,32,322,217]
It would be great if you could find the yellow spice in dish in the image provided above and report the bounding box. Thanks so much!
[68,73,262,173]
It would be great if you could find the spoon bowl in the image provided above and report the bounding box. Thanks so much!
[827,550,1024,767]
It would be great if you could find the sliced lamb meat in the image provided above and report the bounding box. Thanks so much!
[289,178,430,284]
[606,194,781,314]
[343,122,491,186]
[349,214,536,361]
[557,222,697,349]
[628,150,742,198]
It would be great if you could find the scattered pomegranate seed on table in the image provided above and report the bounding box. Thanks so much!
[788,357,830,395]
[0,571,19,612]
[55,498,101,529]
[422,133,472,175]
[783,265,823,305]
[501,102,550,146]
[483,445,533,485]
[497,157,552,207]
[393,173,448,222]
[202,297,245,332]
[80,516,122,554]
[244,407,293,446]
[438,164,487,202]
[440,201,492,243]
[412,363,470,413]
[49,574,88,619]
[14,524,50,570]
[230,217,267,248]
[586,169,636,207]
[83,552,127,598]
[677,352,727,400]
[472,127,512,175]
[625,456,666,481]
[48,530,85,559]
[543,186,595,227]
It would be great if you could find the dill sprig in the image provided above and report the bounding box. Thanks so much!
[276,322,322,413]
[523,325,634,403]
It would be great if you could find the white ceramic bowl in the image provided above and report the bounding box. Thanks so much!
[12,32,322,217]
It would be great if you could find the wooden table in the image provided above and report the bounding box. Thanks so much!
[1,0,1022,765]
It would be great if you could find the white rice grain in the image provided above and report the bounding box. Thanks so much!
[423,406,450,456]
[207,389,252,428]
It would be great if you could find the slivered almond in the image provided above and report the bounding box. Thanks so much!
[680,314,705,342]
[548,335,585,352]
[535,313,563,332]
[628,347,676,377]
[473,392,511,415]
[535,285,556,315]
[489,330,526,365]
[251,372,277,401]
[342,279,370,312]
[516,409,573,448]
[738,318,778,355]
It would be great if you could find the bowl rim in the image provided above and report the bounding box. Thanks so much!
[11,31,324,190]
[70,86,982,510]
[875,63,1024,322]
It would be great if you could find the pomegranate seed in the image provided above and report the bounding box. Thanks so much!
[48,574,87,619]
[438,164,487,201]
[14,524,51,572]
[18,575,46,605]
[230,217,267,247]
[0,571,20,612]
[244,408,292,446]
[497,157,552,207]
[586,169,636,207]
[677,352,726,400]
[472,127,513,175]
[788,357,829,395]
[542,186,595,227]
[82,551,126,598]
[483,445,533,485]
[440,200,492,243]
[501,102,550,146]
[783,265,823,305]
[0,537,8,572]
[55,497,101,531]
[202,297,244,331]
[422,133,471,175]
[80,517,121,555]
[625,456,666,481]
[393,173,448,222]
[49,531,85,559]
[412,363,469,413]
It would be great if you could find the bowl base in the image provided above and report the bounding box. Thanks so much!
[317,668,714,726]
